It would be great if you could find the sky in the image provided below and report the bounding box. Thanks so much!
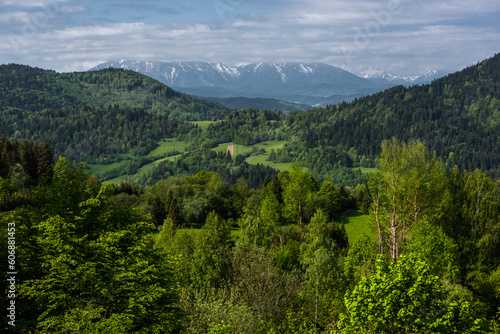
[0,0,499,76]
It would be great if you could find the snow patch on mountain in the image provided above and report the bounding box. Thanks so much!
[89,60,446,106]
[363,69,444,85]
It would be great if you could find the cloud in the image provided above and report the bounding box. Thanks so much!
[1,0,69,7]
[0,0,498,76]
[0,11,31,24]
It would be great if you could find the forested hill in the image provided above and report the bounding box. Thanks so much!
[275,53,500,177]
[0,55,499,185]
[0,64,229,120]
[0,64,229,163]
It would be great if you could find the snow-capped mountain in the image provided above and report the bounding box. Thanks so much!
[363,70,445,86]
[89,60,446,107]
[90,60,378,106]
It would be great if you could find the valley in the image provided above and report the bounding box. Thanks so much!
[0,53,499,333]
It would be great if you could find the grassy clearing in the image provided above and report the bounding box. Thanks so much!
[245,155,294,171]
[212,142,255,156]
[248,140,290,170]
[147,139,187,158]
[354,167,378,175]
[103,174,131,185]
[137,154,182,174]
[86,160,129,175]
[190,121,216,131]
[88,138,187,183]
[212,140,292,170]
[338,209,375,245]
[253,140,288,152]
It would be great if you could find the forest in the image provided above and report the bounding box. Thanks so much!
[0,137,499,333]
[1,55,500,186]
[0,54,499,333]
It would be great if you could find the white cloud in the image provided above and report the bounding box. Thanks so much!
[0,0,498,75]
[1,0,69,7]
[0,11,31,24]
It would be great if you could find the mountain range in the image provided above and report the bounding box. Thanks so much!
[90,60,445,109]
[0,53,498,186]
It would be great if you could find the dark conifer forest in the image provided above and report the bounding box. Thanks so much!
[1,54,500,333]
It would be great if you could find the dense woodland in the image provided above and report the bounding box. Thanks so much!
[272,54,500,178]
[0,138,499,333]
[1,55,500,186]
[0,54,500,333]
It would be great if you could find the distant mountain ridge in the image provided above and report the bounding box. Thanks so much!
[363,70,446,87]
[90,60,445,107]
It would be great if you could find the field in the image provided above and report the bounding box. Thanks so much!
[147,139,187,157]
[90,138,299,184]
[189,120,217,131]
[213,140,294,171]
[87,138,187,182]
[85,160,129,176]
[338,209,375,245]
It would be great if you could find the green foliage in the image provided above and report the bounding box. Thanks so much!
[406,221,459,281]
[155,217,177,251]
[338,254,484,333]
[0,146,183,332]
[368,138,449,261]
[300,209,347,328]
[281,164,318,232]
[343,235,379,287]
[230,244,299,320]
[1,55,500,332]
[187,299,262,334]
[278,309,319,334]
[0,64,228,119]
[190,211,234,291]
[133,149,279,189]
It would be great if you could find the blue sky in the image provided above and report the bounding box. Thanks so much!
[0,0,499,75]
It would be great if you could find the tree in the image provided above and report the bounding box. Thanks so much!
[338,254,484,333]
[300,209,345,328]
[230,244,299,320]
[315,177,341,218]
[190,211,234,291]
[18,182,184,333]
[166,189,181,226]
[368,138,449,261]
[281,164,318,240]
[151,194,167,227]
[406,221,459,282]
[259,191,282,248]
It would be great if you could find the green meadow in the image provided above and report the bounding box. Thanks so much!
[338,209,375,245]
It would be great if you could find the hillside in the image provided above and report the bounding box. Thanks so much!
[0,55,499,186]
[0,64,229,163]
[0,64,229,119]
[90,61,383,106]
[128,54,500,187]
[270,53,500,178]
[206,96,311,112]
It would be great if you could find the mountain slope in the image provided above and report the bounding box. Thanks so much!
[126,54,500,188]
[1,55,498,187]
[90,60,380,106]
[0,64,229,163]
[0,64,229,120]
[272,53,500,178]
[363,70,445,87]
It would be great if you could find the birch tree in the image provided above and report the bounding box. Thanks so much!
[368,138,449,261]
